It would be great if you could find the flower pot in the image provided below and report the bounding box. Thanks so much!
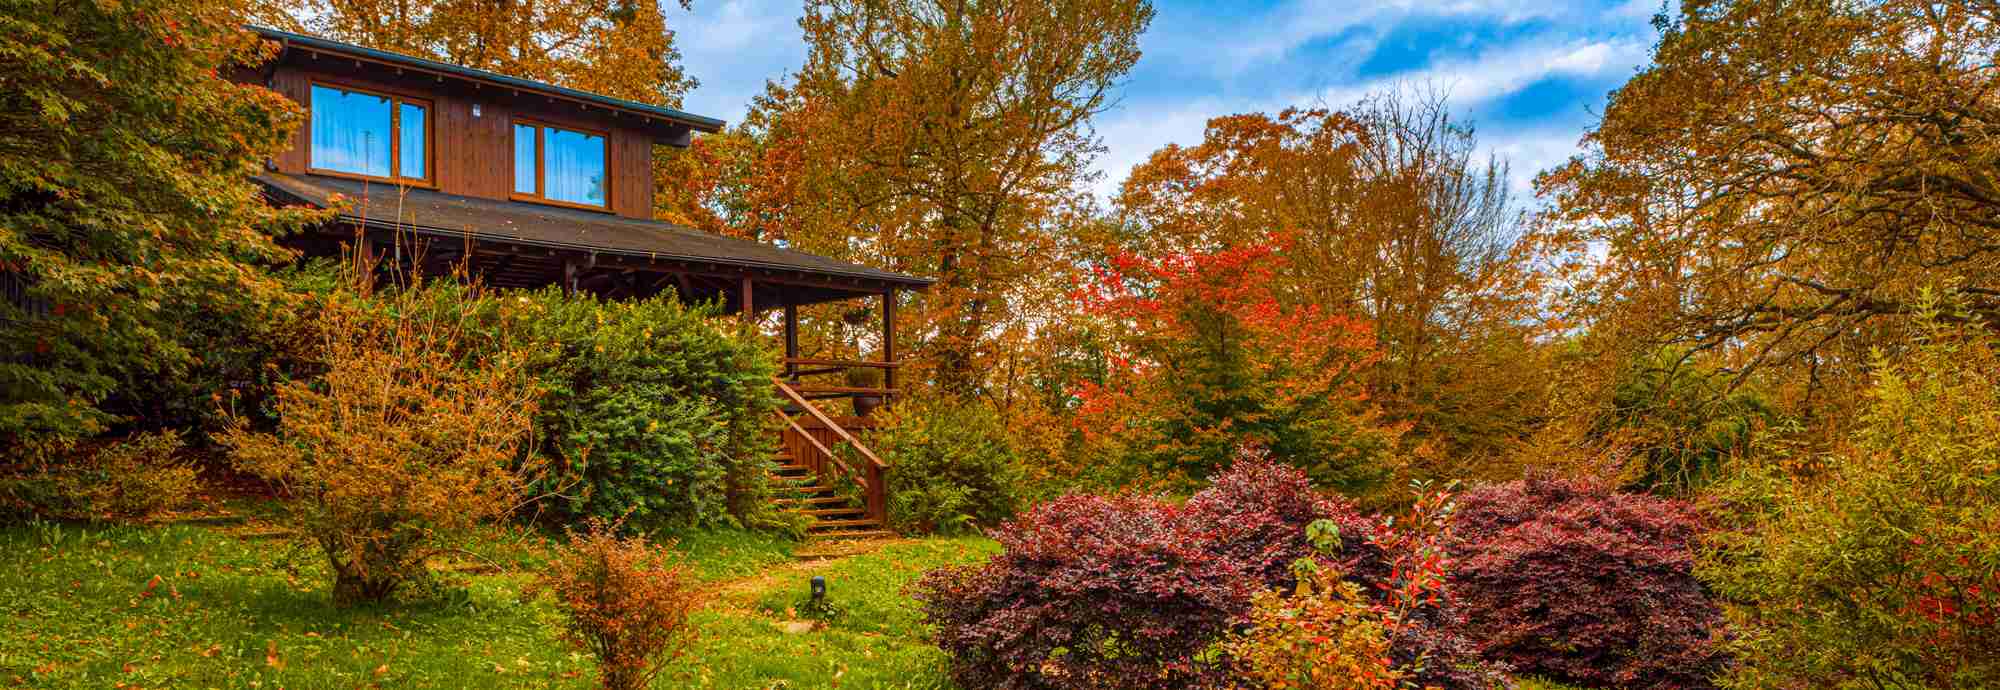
[852,394,884,417]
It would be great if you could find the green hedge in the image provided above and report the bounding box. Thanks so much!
[488,289,779,529]
[873,397,1025,534]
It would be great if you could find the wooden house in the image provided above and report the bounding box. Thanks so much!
[239,27,922,538]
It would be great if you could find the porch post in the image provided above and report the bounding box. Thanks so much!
[783,303,799,380]
[881,290,896,401]
[738,276,754,321]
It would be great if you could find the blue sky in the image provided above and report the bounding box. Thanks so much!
[668,0,1666,201]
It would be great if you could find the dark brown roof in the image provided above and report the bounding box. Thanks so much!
[256,173,932,290]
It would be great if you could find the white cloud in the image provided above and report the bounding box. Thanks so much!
[1483,127,1591,202]
[1087,33,1643,203]
[1186,0,1617,78]
[1300,36,1648,111]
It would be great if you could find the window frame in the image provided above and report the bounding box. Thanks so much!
[509,117,614,212]
[305,79,435,188]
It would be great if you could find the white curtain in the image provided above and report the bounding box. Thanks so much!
[309,85,392,177]
[545,128,606,206]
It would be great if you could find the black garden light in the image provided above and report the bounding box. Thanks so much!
[810,575,826,602]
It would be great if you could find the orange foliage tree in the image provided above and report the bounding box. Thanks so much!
[663,0,1154,398]
[1113,95,1546,474]
[1073,240,1400,494]
[1533,0,2000,404]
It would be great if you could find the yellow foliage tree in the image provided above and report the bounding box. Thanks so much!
[246,0,697,106]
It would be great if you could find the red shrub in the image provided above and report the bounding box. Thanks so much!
[913,493,1250,690]
[1182,453,1388,587]
[915,458,1509,690]
[1188,457,1503,689]
[1448,480,1724,689]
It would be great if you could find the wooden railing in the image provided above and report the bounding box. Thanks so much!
[780,357,899,400]
[774,378,889,523]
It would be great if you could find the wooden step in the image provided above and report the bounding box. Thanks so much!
[806,517,884,530]
[809,529,897,541]
[802,506,865,517]
[774,495,850,506]
[775,482,836,493]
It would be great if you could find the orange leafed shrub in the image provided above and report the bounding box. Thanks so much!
[221,280,540,606]
[1226,567,1402,690]
[531,521,703,690]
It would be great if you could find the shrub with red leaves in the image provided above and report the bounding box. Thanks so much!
[913,493,1249,690]
[1182,452,1388,587]
[914,457,1508,690]
[1187,456,1503,689]
[1448,479,1724,689]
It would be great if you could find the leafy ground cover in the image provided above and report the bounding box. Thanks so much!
[0,506,992,689]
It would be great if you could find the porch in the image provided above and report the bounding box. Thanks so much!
[259,172,928,537]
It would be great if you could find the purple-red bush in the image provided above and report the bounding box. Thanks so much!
[1449,479,1724,690]
[1182,453,1388,587]
[914,457,1507,690]
[1186,457,1501,689]
[912,493,1249,690]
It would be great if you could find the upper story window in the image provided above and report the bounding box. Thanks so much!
[511,120,607,209]
[309,83,429,184]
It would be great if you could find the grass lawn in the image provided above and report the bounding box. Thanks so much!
[0,509,996,689]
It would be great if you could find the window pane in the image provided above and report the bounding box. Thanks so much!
[545,127,606,207]
[310,85,392,177]
[398,103,426,179]
[513,124,538,195]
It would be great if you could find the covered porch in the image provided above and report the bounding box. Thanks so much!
[259,172,928,537]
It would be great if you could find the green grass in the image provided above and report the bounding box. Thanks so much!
[0,515,995,689]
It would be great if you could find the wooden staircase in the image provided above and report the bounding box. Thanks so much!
[770,379,894,540]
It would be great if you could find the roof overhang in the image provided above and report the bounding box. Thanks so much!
[257,174,933,304]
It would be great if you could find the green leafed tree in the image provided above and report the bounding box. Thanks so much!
[0,0,318,457]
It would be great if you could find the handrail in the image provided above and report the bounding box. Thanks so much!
[791,385,897,396]
[774,379,889,470]
[783,357,901,369]
[774,409,869,494]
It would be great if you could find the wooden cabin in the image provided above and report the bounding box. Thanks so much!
[239,27,926,538]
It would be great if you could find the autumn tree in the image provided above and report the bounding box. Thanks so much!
[1074,242,1399,494]
[246,0,697,106]
[0,0,316,457]
[1114,93,1544,469]
[693,0,1153,397]
[1536,0,2000,401]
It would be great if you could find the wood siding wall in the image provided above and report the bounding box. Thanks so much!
[261,62,658,220]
